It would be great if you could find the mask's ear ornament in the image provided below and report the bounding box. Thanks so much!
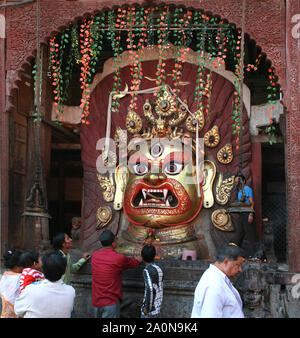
[202,160,216,208]
[97,174,115,202]
[114,165,129,210]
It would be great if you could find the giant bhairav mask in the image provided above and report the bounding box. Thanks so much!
[110,86,214,258]
[81,59,253,259]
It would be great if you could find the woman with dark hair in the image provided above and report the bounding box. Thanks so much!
[19,249,45,292]
[0,249,23,317]
[52,233,65,251]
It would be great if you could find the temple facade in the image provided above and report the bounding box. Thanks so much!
[0,0,299,317]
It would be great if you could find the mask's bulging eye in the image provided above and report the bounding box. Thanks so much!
[164,161,183,175]
[133,162,149,176]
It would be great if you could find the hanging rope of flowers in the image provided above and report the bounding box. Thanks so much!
[194,11,206,121]
[245,53,262,72]
[194,25,203,111]
[203,15,214,120]
[78,18,94,124]
[108,9,124,115]
[80,13,105,123]
[155,6,169,98]
[172,8,191,98]
[193,12,215,121]
[49,35,64,122]
[71,24,81,65]
[145,7,155,48]
[127,6,146,112]
[89,14,105,81]
[49,28,74,123]
[46,4,280,148]
[216,20,228,66]
[265,66,278,143]
[231,28,243,148]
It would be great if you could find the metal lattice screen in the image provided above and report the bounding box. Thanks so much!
[262,194,287,262]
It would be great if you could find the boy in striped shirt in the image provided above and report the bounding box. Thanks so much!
[141,245,163,318]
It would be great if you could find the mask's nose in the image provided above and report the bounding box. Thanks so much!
[143,172,167,185]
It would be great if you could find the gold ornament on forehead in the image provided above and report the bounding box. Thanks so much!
[125,86,196,139]
[185,107,205,133]
[155,87,176,117]
[204,125,220,148]
[126,109,143,135]
[169,100,188,127]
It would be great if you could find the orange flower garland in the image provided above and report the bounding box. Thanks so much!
[46,5,280,148]
[79,18,94,124]
[155,6,169,97]
[172,9,191,97]
[49,36,64,122]
[127,6,146,112]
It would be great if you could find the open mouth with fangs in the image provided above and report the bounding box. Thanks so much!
[132,186,179,208]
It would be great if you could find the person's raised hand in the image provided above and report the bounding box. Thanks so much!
[83,252,91,260]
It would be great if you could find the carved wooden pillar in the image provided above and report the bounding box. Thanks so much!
[23,44,51,252]
[0,11,9,259]
[285,0,300,272]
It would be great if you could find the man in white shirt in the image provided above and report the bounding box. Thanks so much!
[14,252,75,318]
[191,243,245,318]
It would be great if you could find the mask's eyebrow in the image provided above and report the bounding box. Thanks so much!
[128,153,149,165]
[162,151,192,166]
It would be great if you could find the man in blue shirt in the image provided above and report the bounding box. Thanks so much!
[231,173,256,257]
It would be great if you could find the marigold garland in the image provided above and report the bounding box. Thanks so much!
[155,6,169,98]
[265,67,278,143]
[127,6,146,112]
[49,35,64,123]
[78,18,94,124]
[46,5,280,147]
[193,11,214,121]
[108,9,124,115]
[231,28,243,148]
[172,8,191,98]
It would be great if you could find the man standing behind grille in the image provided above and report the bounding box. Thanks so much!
[141,245,163,318]
[231,173,257,257]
